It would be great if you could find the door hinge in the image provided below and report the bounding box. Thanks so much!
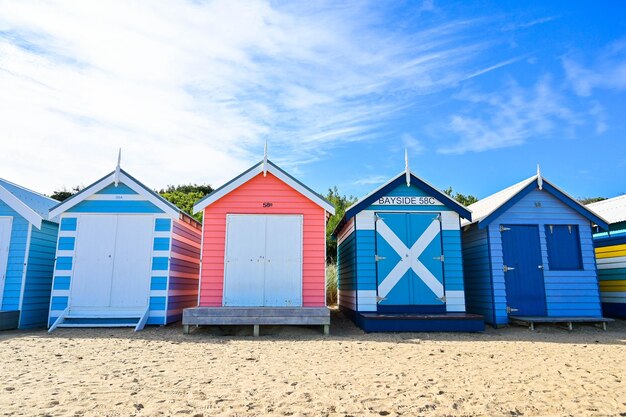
[506,306,519,314]
[433,255,444,262]
[376,295,387,303]
[500,225,512,232]
[375,255,386,262]
[503,265,515,273]
[437,295,446,303]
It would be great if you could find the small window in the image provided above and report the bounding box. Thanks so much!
[545,225,583,270]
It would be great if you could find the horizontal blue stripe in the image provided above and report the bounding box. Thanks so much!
[149,296,166,310]
[150,276,167,291]
[154,218,171,232]
[50,296,68,310]
[146,316,166,325]
[55,257,73,271]
[96,183,138,195]
[67,200,164,214]
[153,237,170,251]
[152,257,169,271]
[53,276,71,290]
[57,237,75,251]
[60,218,77,231]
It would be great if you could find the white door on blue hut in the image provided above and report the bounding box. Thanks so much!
[375,212,445,312]
[0,217,12,305]
[223,214,302,307]
[70,215,153,314]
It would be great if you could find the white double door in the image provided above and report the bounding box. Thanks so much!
[70,215,153,314]
[224,214,303,307]
[0,217,12,306]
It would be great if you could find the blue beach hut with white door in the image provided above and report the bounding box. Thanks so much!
[47,158,202,331]
[0,179,59,330]
[461,168,611,329]
[333,155,484,332]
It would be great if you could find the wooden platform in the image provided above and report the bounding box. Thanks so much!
[510,316,614,331]
[352,311,485,332]
[182,307,331,336]
[0,310,19,331]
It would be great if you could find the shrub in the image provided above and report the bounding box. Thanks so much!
[326,263,338,306]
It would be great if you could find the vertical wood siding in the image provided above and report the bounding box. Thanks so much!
[20,221,58,328]
[199,172,326,307]
[489,189,602,322]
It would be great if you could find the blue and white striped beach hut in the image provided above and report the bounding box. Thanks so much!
[461,171,610,329]
[0,178,59,330]
[47,164,202,331]
[333,165,484,332]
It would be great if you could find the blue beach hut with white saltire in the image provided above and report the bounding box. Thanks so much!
[0,178,59,330]
[46,160,202,331]
[461,168,610,329]
[333,156,484,332]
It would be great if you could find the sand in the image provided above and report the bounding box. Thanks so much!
[0,311,624,417]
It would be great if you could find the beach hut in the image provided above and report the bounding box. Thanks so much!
[587,195,626,317]
[47,162,201,331]
[332,161,484,332]
[461,169,611,329]
[0,179,59,330]
[182,158,335,336]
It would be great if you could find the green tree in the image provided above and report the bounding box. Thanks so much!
[443,186,479,206]
[49,185,83,202]
[578,196,607,205]
[325,186,357,263]
[158,184,213,222]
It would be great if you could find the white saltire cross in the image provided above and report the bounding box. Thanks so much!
[376,218,444,300]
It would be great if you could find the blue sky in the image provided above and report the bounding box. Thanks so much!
[0,1,624,201]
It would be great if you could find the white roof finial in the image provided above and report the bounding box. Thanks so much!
[263,140,268,177]
[537,163,543,190]
[405,148,410,187]
[114,148,122,187]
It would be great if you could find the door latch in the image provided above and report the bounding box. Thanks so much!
[376,296,387,303]
[506,306,519,314]
[437,295,446,303]
[375,255,386,262]
[538,265,544,269]
[500,225,512,232]
[503,265,515,272]
[433,255,444,262]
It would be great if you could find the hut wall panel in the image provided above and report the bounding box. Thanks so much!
[19,221,58,328]
[593,228,626,317]
[490,189,602,320]
[166,218,201,322]
[199,172,326,307]
[337,221,356,311]
[462,225,497,324]
[0,200,28,311]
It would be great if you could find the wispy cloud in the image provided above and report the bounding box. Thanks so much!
[354,175,389,186]
[563,38,626,97]
[501,16,559,32]
[437,76,580,154]
[0,0,508,191]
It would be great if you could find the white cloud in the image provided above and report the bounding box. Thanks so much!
[563,39,626,97]
[0,0,507,193]
[437,76,580,154]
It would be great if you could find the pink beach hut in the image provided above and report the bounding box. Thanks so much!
[182,159,335,335]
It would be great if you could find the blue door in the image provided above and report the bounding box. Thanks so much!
[375,212,445,313]
[501,224,547,317]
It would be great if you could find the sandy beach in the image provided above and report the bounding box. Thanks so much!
[0,310,624,417]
